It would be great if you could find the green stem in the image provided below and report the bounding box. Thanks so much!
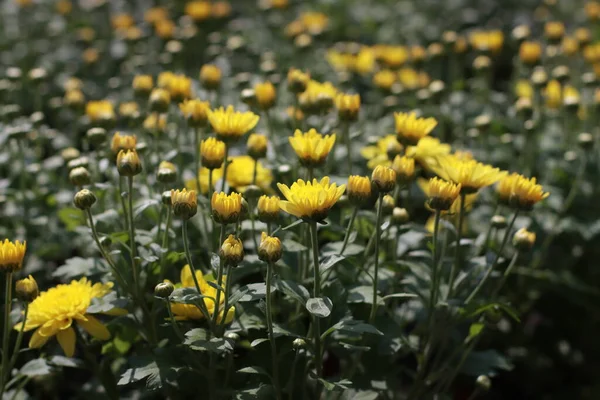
[368,193,384,324]
[266,262,282,400]
[0,273,13,394]
[156,204,165,243]
[448,192,466,299]
[491,251,520,299]
[287,349,302,400]
[182,221,204,296]
[195,127,203,193]
[249,200,259,254]
[127,177,138,293]
[342,121,352,174]
[465,211,519,305]
[220,144,230,192]
[252,159,258,185]
[158,207,172,283]
[429,210,442,309]
[309,222,323,385]
[119,177,129,231]
[212,225,227,335]
[339,207,358,255]
[164,299,185,342]
[8,303,28,374]
[220,264,233,334]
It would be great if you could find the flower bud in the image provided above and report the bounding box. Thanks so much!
[293,338,306,350]
[247,133,268,159]
[386,140,403,160]
[391,207,409,225]
[61,147,81,162]
[476,375,491,392]
[347,175,372,206]
[200,64,222,90]
[157,161,177,184]
[577,132,594,150]
[219,235,244,266]
[371,165,396,193]
[257,195,280,223]
[513,228,536,251]
[67,157,89,170]
[117,149,143,177]
[258,232,282,263]
[391,155,415,184]
[287,68,310,94]
[132,74,154,97]
[212,192,243,224]
[428,178,461,211]
[171,189,197,219]
[254,81,277,110]
[380,194,395,215]
[154,281,174,298]
[335,93,360,122]
[161,191,172,206]
[74,188,97,210]
[491,215,507,229]
[15,275,38,302]
[201,138,226,169]
[149,88,171,113]
[86,127,107,147]
[69,166,91,186]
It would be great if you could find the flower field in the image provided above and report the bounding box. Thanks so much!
[1,0,599,399]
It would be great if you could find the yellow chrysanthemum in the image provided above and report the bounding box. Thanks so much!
[347,175,372,205]
[299,11,328,35]
[335,93,361,121]
[110,132,137,155]
[289,129,336,167]
[225,155,273,192]
[425,177,461,211]
[85,100,115,123]
[211,192,243,224]
[405,136,451,168]
[277,177,346,222]
[298,80,338,114]
[257,195,280,222]
[170,265,234,323]
[515,80,534,99]
[14,278,120,357]
[394,112,438,145]
[428,155,507,193]
[497,173,549,210]
[254,81,277,110]
[469,30,504,53]
[373,70,397,91]
[360,134,402,168]
[179,99,210,126]
[519,41,542,65]
[200,137,226,169]
[0,239,26,273]
[418,178,478,232]
[185,1,212,21]
[207,106,260,142]
[545,80,562,109]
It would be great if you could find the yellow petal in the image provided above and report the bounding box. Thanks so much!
[57,326,76,357]
[101,307,128,316]
[29,327,52,349]
[77,314,111,340]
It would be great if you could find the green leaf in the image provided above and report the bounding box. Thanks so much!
[48,356,84,368]
[381,293,418,301]
[323,320,383,340]
[460,350,513,376]
[87,291,129,314]
[20,359,52,377]
[351,391,380,400]
[134,199,159,219]
[306,297,333,318]
[468,322,485,340]
[58,207,85,231]
[250,338,269,347]
[281,219,304,231]
[282,238,307,252]
[52,257,108,280]
[118,357,178,389]
[236,283,267,302]
[317,377,352,391]
[347,286,382,305]
[237,366,270,377]
[275,278,309,305]
[322,242,365,256]
[320,254,345,271]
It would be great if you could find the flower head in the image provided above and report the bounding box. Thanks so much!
[165,75,193,102]
[258,232,282,263]
[519,41,542,65]
[277,177,346,222]
[257,195,280,222]
[360,134,402,168]
[219,235,244,266]
[287,68,310,93]
[247,134,268,159]
[207,106,260,142]
[545,21,565,41]
[335,93,360,121]
[132,75,153,96]
[391,155,415,183]
[179,99,210,127]
[404,137,451,168]
[289,129,336,168]
[347,175,372,205]
[201,137,226,169]
[513,228,536,251]
[170,265,234,323]
[544,80,562,109]
[185,1,211,21]
[497,174,549,211]
[157,161,177,183]
[200,64,222,90]
[373,70,396,91]
[149,88,171,113]
[86,100,115,124]
[298,80,337,114]
[14,278,119,357]
[394,112,438,145]
[0,239,26,273]
[110,132,137,155]
[427,178,461,211]
[116,149,142,177]
[212,192,243,224]
[428,155,507,193]
[143,113,167,132]
[469,30,504,53]
[371,165,396,193]
[225,156,273,192]
[254,81,277,110]
[171,189,198,219]
[15,275,38,302]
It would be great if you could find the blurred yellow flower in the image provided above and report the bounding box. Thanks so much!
[405,136,452,167]
[298,80,337,113]
[519,41,542,65]
[287,68,311,93]
[469,30,504,53]
[200,137,226,169]
[185,1,212,21]
[0,239,26,273]
[200,64,222,90]
[110,132,137,154]
[14,278,118,357]
[428,155,507,193]
[394,112,438,145]
[544,80,562,109]
[373,70,397,91]
[335,93,360,121]
[347,175,372,205]
[299,12,328,35]
[289,129,336,167]
[187,156,272,193]
[254,81,277,110]
[86,100,115,123]
[497,174,549,210]
[360,134,401,168]
[425,177,461,211]
[277,177,345,222]
[179,99,210,126]
[515,80,534,99]
[257,195,280,222]
[207,106,260,142]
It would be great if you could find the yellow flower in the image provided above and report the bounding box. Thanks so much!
[143,113,167,132]
[211,1,231,18]
[185,1,212,21]
[170,265,234,323]
[586,1,600,20]
[254,81,277,110]
[219,235,244,266]
[519,41,542,65]
[277,177,346,222]
[258,232,282,263]
[298,80,337,114]
[111,13,135,31]
[545,80,562,109]
[299,11,328,35]
[257,195,280,222]
[118,102,140,119]
[15,275,38,302]
[360,134,402,168]
[347,175,372,205]
[496,173,521,205]
[149,87,171,113]
[394,112,438,145]
[498,174,549,211]
[132,75,153,95]
[335,93,361,121]
[563,85,580,107]
[391,155,415,183]
[110,132,137,155]
[397,68,421,90]
[375,45,409,68]
[171,189,198,219]
[287,68,311,93]
[212,192,243,224]
[154,19,175,39]
[0,239,26,273]
[562,37,579,56]
[201,137,226,169]
[86,100,115,123]
[410,45,427,62]
[289,129,336,168]
[428,155,507,193]
[545,21,565,41]
[200,64,222,90]
[164,75,192,102]
[247,133,268,159]
[225,156,273,192]
[116,149,142,177]
[469,30,504,53]
[144,7,169,24]
[515,80,534,99]
[179,99,210,127]
[207,106,260,142]
[426,177,461,211]
[14,278,119,357]
[371,165,396,193]
[373,70,396,91]
[513,228,536,251]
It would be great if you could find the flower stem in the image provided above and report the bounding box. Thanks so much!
[309,222,323,385]
[220,144,230,192]
[448,192,466,299]
[212,225,227,335]
[164,299,185,342]
[368,193,384,324]
[220,264,233,334]
[429,210,442,309]
[194,127,204,193]
[465,211,519,305]
[491,251,520,299]
[118,177,129,231]
[252,159,258,185]
[8,303,28,374]
[182,221,203,295]
[340,207,358,255]
[342,121,352,174]
[0,272,14,394]
[127,176,138,293]
[158,206,172,283]
[266,262,282,400]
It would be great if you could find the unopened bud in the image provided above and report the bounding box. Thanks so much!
[476,375,491,391]
[391,207,409,224]
[117,149,142,177]
[154,281,174,298]
[15,275,39,302]
[74,189,97,210]
[69,166,91,186]
[513,228,536,251]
